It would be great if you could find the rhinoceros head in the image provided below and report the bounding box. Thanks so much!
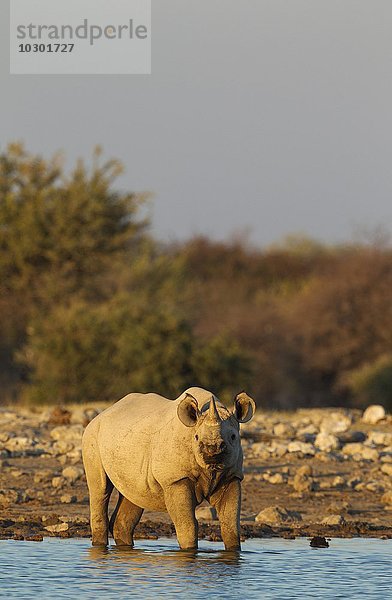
[177,391,255,470]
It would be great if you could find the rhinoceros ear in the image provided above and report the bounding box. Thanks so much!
[233,391,256,423]
[177,393,200,427]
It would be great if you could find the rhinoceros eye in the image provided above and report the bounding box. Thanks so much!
[231,434,236,441]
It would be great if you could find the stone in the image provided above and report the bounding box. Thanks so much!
[266,473,285,485]
[0,489,21,507]
[381,464,392,476]
[342,442,364,456]
[52,476,65,489]
[50,425,84,443]
[196,506,217,520]
[367,431,392,447]
[381,491,392,505]
[296,465,313,477]
[338,431,366,444]
[62,466,83,484]
[255,506,302,525]
[361,447,379,462]
[347,476,362,489]
[83,408,100,426]
[321,514,346,526]
[42,515,60,525]
[0,432,10,443]
[287,441,315,456]
[10,469,24,478]
[327,501,350,514]
[48,406,71,426]
[44,522,69,533]
[66,449,82,464]
[52,440,75,456]
[366,482,384,493]
[292,465,314,493]
[362,405,386,425]
[314,432,340,452]
[34,469,54,484]
[60,494,77,504]
[263,472,285,484]
[331,476,346,489]
[342,442,379,461]
[320,413,352,434]
[4,437,33,453]
[268,442,288,458]
[296,424,318,438]
[273,423,295,438]
[251,442,270,460]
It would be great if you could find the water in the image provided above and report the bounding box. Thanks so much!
[0,537,391,599]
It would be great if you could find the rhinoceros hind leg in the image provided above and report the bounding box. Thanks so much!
[82,426,113,546]
[109,493,144,546]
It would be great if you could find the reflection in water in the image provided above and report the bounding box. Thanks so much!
[87,542,242,587]
[1,537,391,599]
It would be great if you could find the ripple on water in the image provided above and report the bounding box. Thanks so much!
[0,537,391,599]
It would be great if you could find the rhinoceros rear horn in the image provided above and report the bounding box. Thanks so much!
[233,391,256,423]
[177,393,200,427]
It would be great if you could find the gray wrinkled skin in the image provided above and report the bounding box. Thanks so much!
[82,387,255,550]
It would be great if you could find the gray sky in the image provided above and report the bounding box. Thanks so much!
[1,0,392,246]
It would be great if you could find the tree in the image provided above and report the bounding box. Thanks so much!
[0,143,148,400]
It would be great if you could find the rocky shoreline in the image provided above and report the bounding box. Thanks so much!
[1,402,392,543]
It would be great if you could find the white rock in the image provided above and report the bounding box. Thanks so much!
[342,443,364,456]
[255,506,302,525]
[273,423,295,438]
[62,466,83,483]
[362,405,386,425]
[382,491,392,505]
[381,464,392,476]
[44,522,69,533]
[361,447,379,462]
[60,494,77,504]
[264,472,285,485]
[4,437,33,452]
[332,476,346,488]
[296,424,319,438]
[268,442,288,458]
[196,506,217,520]
[366,431,392,447]
[315,432,340,452]
[342,443,379,461]
[52,476,65,489]
[51,440,75,455]
[320,413,352,434]
[50,425,84,443]
[287,441,315,455]
[321,514,346,526]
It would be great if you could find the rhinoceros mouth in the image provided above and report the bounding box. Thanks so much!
[203,454,226,467]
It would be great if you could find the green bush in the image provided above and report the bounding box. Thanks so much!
[342,355,392,410]
[19,296,253,404]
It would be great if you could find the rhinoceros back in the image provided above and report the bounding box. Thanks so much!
[92,393,185,510]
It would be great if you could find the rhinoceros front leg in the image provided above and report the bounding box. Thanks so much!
[210,478,241,551]
[164,480,198,550]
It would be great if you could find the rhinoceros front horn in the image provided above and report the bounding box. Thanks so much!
[177,393,200,427]
[204,396,222,426]
[233,391,256,423]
